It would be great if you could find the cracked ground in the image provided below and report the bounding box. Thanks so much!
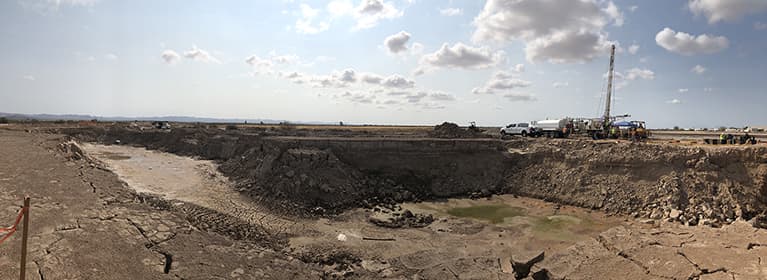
[0,130,321,279]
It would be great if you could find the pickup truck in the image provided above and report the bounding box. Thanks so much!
[500,122,532,137]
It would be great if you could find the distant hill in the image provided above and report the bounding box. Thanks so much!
[0,112,295,124]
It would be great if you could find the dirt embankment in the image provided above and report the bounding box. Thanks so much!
[61,127,511,215]
[506,139,767,227]
[61,127,767,227]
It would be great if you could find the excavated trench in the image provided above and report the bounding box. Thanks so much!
[61,126,767,228]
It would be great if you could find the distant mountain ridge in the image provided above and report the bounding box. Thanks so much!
[0,112,298,124]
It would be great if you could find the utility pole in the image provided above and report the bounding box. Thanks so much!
[603,44,616,128]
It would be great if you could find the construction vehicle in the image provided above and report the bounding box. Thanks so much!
[533,118,573,138]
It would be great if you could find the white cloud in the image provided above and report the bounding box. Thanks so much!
[691,64,707,74]
[667,99,682,104]
[629,5,638,12]
[678,88,689,93]
[552,82,569,88]
[327,0,354,16]
[50,0,98,6]
[524,31,615,63]
[183,46,220,64]
[384,31,411,54]
[416,42,504,74]
[340,91,376,104]
[410,42,424,56]
[504,93,536,102]
[429,92,456,101]
[354,0,403,29]
[688,0,767,24]
[512,63,525,73]
[381,74,415,88]
[603,1,624,26]
[472,0,621,63]
[245,55,273,68]
[472,71,532,94]
[359,72,383,84]
[655,28,728,55]
[303,0,403,33]
[439,7,462,16]
[704,87,713,92]
[628,44,639,55]
[755,21,767,30]
[22,75,35,81]
[270,53,300,64]
[161,50,180,64]
[337,68,357,83]
[624,68,655,80]
[289,68,419,90]
[296,4,330,34]
[104,53,118,60]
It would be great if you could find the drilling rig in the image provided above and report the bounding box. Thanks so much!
[586,44,630,139]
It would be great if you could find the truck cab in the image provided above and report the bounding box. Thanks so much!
[500,122,531,137]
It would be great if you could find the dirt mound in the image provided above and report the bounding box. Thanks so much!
[428,122,489,139]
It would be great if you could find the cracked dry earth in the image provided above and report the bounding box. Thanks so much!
[0,130,319,279]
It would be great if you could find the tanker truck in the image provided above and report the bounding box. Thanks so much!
[531,118,573,138]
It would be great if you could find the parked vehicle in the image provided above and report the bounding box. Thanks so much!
[500,122,532,137]
[534,118,573,138]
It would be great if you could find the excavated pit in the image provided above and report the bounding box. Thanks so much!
[60,126,767,227]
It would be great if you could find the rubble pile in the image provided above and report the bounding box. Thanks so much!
[368,205,434,228]
[428,122,489,139]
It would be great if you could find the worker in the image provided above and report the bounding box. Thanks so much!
[610,126,618,139]
[719,133,726,144]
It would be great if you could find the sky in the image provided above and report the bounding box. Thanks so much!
[1,0,766,128]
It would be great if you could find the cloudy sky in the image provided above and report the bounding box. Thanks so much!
[2,0,766,128]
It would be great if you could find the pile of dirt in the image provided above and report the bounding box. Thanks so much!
[428,122,489,139]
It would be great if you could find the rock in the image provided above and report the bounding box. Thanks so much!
[511,251,545,279]
[669,209,681,219]
[650,208,663,219]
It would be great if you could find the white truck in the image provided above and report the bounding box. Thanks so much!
[532,119,573,138]
[500,122,532,137]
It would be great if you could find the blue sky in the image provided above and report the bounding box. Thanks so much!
[1,0,766,128]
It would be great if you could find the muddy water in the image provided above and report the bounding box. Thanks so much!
[82,143,626,277]
[80,143,277,226]
[405,196,621,244]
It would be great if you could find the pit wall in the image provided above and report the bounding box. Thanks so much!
[61,127,512,214]
[60,127,767,225]
[505,140,767,226]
